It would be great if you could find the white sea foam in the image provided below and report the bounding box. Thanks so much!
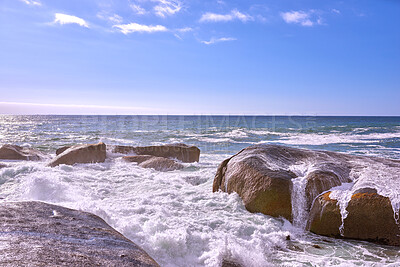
[1,154,398,266]
[260,131,400,146]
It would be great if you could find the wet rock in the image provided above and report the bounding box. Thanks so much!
[0,201,159,266]
[308,190,400,246]
[114,144,200,163]
[305,170,349,210]
[48,142,106,167]
[113,145,136,154]
[213,145,297,221]
[0,144,44,161]
[124,155,184,172]
[0,163,7,169]
[213,145,355,221]
[221,259,243,267]
[55,146,71,155]
[123,155,155,164]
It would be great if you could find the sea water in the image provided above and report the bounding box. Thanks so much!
[0,115,399,266]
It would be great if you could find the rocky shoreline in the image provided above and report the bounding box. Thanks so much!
[0,142,399,266]
[213,144,400,247]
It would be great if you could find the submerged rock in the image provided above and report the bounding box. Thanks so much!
[114,143,200,163]
[124,155,184,172]
[308,189,400,246]
[0,163,6,169]
[48,142,106,167]
[0,144,44,161]
[0,201,159,266]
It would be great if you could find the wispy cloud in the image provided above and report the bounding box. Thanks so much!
[200,9,253,23]
[97,12,123,24]
[173,27,193,39]
[332,9,341,14]
[201,37,236,45]
[20,0,41,6]
[176,27,192,33]
[153,0,182,17]
[113,23,168,34]
[54,13,89,28]
[131,4,147,15]
[280,10,321,27]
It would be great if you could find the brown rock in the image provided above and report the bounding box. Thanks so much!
[308,190,400,246]
[114,144,200,163]
[0,201,159,266]
[213,145,357,221]
[55,146,71,155]
[113,145,136,154]
[123,155,155,164]
[221,259,243,267]
[0,144,43,161]
[213,146,296,221]
[48,142,106,167]
[0,163,6,169]
[305,170,349,210]
[139,156,184,171]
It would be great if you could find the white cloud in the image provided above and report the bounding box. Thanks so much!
[200,9,253,23]
[173,27,193,40]
[113,23,168,34]
[97,12,123,24]
[332,9,341,14]
[280,10,321,27]
[131,4,147,15]
[153,0,182,17]
[176,27,192,33]
[20,0,41,6]
[54,13,89,28]
[201,37,236,45]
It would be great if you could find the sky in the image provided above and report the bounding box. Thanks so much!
[0,0,399,115]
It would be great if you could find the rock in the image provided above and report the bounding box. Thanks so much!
[213,146,297,221]
[56,146,71,155]
[124,155,184,172]
[123,155,155,164]
[0,201,159,266]
[221,259,243,267]
[48,142,106,167]
[305,170,349,210]
[114,144,200,163]
[213,145,355,221]
[308,190,400,246]
[0,163,6,169]
[113,145,136,154]
[0,144,43,161]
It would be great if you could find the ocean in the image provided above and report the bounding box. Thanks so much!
[0,115,399,266]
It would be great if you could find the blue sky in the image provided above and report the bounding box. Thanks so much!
[0,0,399,115]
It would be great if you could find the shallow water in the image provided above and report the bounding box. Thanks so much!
[0,115,399,266]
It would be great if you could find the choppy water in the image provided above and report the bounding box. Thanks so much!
[0,115,400,266]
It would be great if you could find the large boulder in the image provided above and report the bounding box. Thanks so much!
[308,189,400,246]
[0,201,159,266]
[0,144,44,161]
[48,142,106,167]
[213,145,360,221]
[213,146,297,221]
[113,144,200,163]
[304,170,349,210]
[123,155,184,172]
